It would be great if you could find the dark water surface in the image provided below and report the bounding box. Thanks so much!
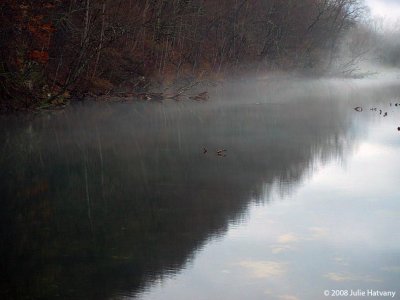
[1,78,400,300]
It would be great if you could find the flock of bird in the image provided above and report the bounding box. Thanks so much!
[354,102,400,131]
[202,102,400,156]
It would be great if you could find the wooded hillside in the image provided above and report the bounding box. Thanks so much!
[0,0,365,111]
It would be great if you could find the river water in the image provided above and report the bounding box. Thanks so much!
[1,78,399,300]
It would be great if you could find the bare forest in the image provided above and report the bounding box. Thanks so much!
[1,0,367,111]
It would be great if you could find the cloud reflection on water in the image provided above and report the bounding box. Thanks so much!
[235,260,288,279]
[138,94,400,300]
[324,272,382,283]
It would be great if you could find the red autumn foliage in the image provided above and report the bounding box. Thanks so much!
[29,50,49,64]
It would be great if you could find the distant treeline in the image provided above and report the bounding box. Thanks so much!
[1,0,365,111]
[376,31,400,67]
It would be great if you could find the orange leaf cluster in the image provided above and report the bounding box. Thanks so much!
[29,50,49,64]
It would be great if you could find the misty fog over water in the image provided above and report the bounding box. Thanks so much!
[1,77,400,299]
[3,0,400,298]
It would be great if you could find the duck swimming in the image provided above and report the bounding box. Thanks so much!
[216,149,227,157]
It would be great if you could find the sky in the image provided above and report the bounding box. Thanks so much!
[365,0,400,29]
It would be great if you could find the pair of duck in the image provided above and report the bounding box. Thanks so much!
[379,110,388,117]
[376,109,388,117]
[203,148,227,157]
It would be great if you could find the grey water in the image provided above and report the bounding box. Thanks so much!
[1,77,400,300]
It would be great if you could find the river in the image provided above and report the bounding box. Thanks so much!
[1,77,399,299]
